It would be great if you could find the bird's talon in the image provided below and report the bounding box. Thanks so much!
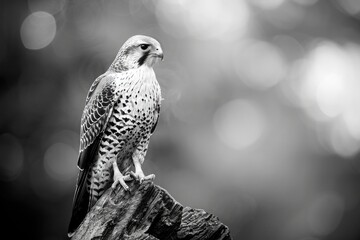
[112,173,131,191]
[129,171,138,180]
[129,171,154,183]
[144,174,155,181]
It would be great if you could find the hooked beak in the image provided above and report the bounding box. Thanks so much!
[157,53,164,61]
[153,48,164,61]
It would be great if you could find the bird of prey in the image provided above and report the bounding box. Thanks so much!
[68,35,163,237]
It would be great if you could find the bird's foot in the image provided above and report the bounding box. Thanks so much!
[111,172,132,191]
[130,170,155,184]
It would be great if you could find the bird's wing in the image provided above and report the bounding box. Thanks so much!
[84,73,104,105]
[68,73,121,236]
[78,75,117,166]
[151,102,160,134]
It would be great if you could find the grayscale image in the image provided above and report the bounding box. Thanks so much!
[1,1,360,239]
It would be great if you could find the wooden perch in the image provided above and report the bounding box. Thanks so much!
[71,180,232,240]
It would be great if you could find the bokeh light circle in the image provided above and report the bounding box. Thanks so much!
[296,41,360,156]
[43,142,78,182]
[213,99,265,150]
[330,123,359,158]
[156,0,250,40]
[20,11,56,50]
[307,193,344,236]
[335,0,360,16]
[233,40,287,90]
[315,73,345,118]
[249,0,285,10]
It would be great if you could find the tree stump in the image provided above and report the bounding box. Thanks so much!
[71,180,232,240]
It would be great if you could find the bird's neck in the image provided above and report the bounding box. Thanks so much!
[108,51,128,72]
[137,65,156,82]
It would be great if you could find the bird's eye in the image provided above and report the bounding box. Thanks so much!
[140,44,149,50]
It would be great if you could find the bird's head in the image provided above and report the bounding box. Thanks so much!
[110,35,163,72]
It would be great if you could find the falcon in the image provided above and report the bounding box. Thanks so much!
[68,35,163,237]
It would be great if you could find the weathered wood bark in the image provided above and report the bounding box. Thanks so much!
[71,180,232,240]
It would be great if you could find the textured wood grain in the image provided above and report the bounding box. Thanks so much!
[71,180,232,240]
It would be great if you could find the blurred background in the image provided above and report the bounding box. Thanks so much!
[1,0,360,239]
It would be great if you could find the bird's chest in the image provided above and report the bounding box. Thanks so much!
[109,68,160,141]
